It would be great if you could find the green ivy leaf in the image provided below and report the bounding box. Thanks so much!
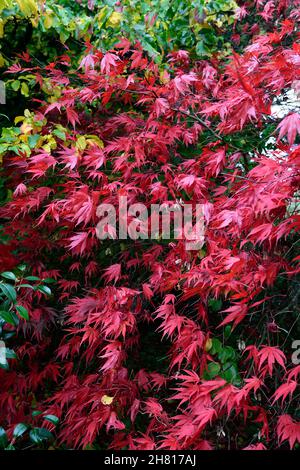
[210,338,222,355]
[218,346,236,364]
[204,362,221,379]
[221,362,240,384]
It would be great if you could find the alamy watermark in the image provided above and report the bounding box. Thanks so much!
[0,340,6,366]
[0,81,6,105]
[292,340,300,365]
[95,197,205,250]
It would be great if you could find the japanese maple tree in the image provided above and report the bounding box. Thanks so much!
[0,0,300,450]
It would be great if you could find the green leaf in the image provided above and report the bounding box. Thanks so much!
[13,423,28,438]
[28,134,41,149]
[195,39,210,57]
[218,346,236,364]
[0,299,10,311]
[224,325,232,338]
[1,272,17,281]
[43,414,59,426]
[18,265,27,272]
[5,348,17,359]
[204,362,221,379]
[53,129,66,141]
[16,305,29,320]
[0,283,17,303]
[208,298,222,312]
[210,338,222,355]
[24,276,40,281]
[11,80,20,91]
[141,39,160,58]
[18,284,34,289]
[0,427,8,449]
[35,285,52,296]
[29,427,53,444]
[41,278,56,284]
[221,362,239,383]
[0,310,19,326]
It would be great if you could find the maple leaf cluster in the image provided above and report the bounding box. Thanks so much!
[0,0,300,450]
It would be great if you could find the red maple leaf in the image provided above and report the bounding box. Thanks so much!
[277,415,300,449]
[257,346,286,376]
[277,113,300,145]
[272,380,297,404]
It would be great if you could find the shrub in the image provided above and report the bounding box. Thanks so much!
[0,0,299,450]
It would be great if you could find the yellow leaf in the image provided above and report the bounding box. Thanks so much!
[76,135,87,151]
[107,11,122,27]
[96,6,109,27]
[0,53,4,68]
[101,395,114,405]
[204,338,212,352]
[19,134,28,143]
[20,122,33,134]
[21,82,29,97]
[44,12,54,29]
[15,115,25,124]
[41,134,57,151]
[42,143,51,153]
[85,135,104,148]
[0,19,4,38]
[16,0,38,17]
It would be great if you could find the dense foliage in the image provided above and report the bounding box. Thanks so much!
[0,0,238,64]
[0,0,238,131]
[0,0,300,451]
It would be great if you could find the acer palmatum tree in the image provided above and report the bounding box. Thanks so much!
[0,0,300,450]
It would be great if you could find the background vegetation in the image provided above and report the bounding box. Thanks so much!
[0,0,299,451]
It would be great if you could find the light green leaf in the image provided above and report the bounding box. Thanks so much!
[43,414,59,426]
[0,283,17,303]
[35,285,52,296]
[1,272,17,281]
[29,427,53,444]
[13,423,28,438]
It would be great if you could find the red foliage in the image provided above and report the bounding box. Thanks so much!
[0,0,300,449]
